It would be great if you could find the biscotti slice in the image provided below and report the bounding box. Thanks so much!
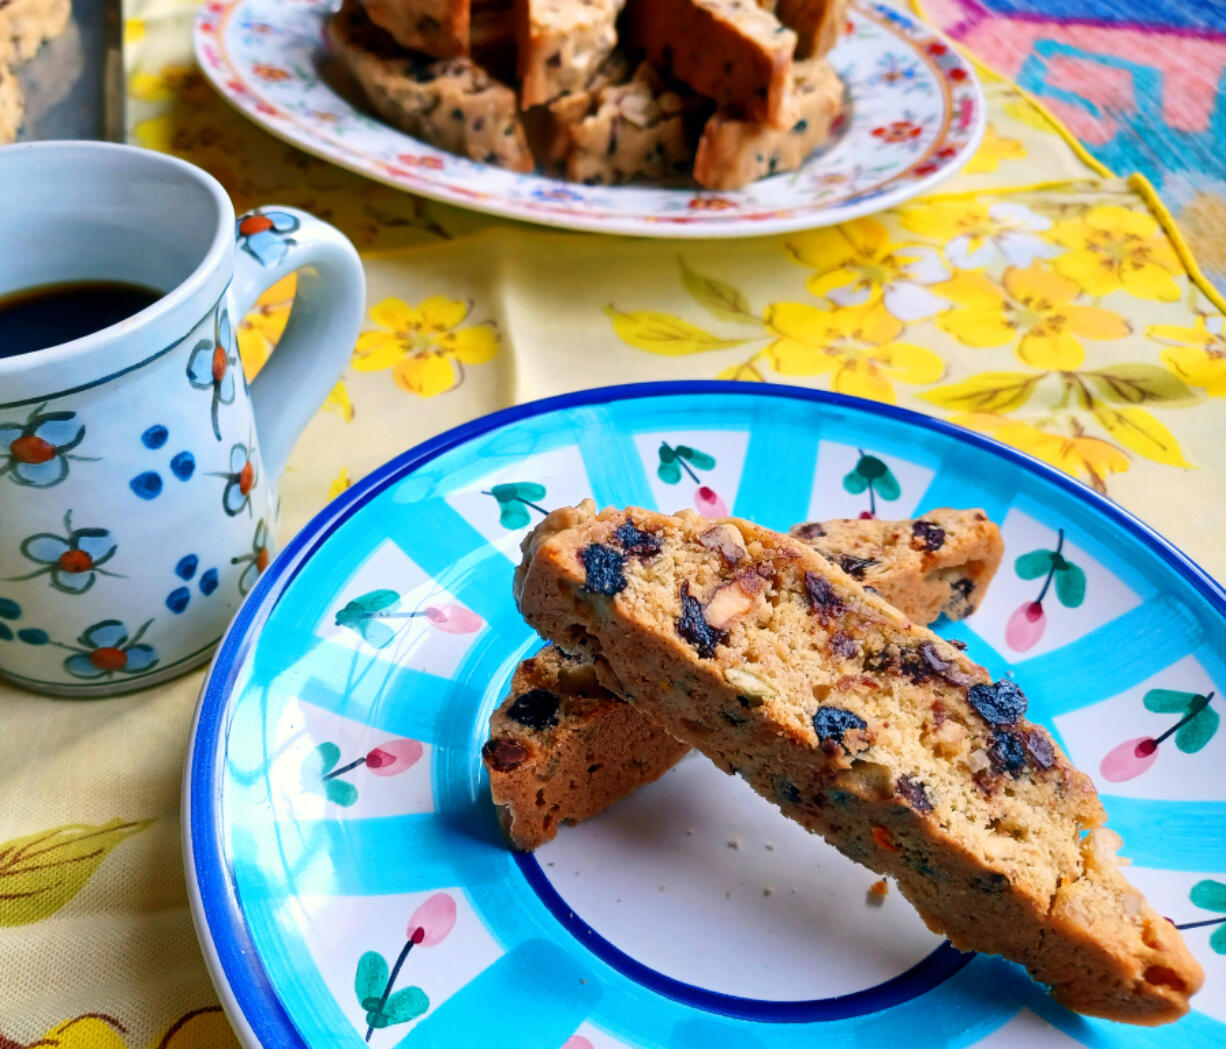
[566,61,703,185]
[0,62,22,144]
[542,49,636,164]
[516,0,627,107]
[514,502,1203,1024]
[693,57,841,189]
[361,0,470,58]
[486,510,1002,850]
[328,0,534,172]
[792,507,1004,625]
[628,0,796,127]
[0,0,70,66]
[775,0,847,58]
[483,642,691,849]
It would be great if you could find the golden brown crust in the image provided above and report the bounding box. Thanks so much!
[362,0,471,58]
[513,501,1203,1024]
[515,0,627,107]
[628,0,796,126]
[775,0,847,58]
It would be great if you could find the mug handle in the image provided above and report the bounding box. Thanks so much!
[230,206,365,480]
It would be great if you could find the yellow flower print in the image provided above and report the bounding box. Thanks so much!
[764,302,943,402]
[1149,315,1226,396]
[952,412,1129,493]
[329,468,352,499]
[323,380,355,422]
[936,264,1129,369]
[1051,205,1182,301]
[785,217,950,322]
[965,123,1026,174]
[899,200,1058,271]
[352,296,498,397]
[236,274,296,379]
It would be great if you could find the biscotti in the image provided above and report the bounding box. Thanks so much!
[775,0,847,58]
[542,49,635,164]
[0,62,21,145]
[0,0,69,66]
[514,502,1203,1024]
[793,507,1004,625]
[362,0,470,57]
[566,61,702,184]
[693,57,841,189]
[483,642,690,849]
[487,509,1003,850]
[516,0,627,107]
[628,0,797,126]
[328,0,535,172]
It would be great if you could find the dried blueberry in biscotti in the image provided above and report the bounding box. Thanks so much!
[513,501,1203,1025]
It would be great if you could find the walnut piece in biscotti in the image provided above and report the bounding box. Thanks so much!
[776,0,848,58]
[362,0,471,58]
[483,643,690,850]
[792,507,1005,625]
[628,0,797,127]
[0,61,22,144]
[565,62,705,185]
[486,511,1001,850]
[693,57,842,190]
[516,0,628,107]
[327,0,534,172]
[0,0,69,66]
[513,501,1203,1025]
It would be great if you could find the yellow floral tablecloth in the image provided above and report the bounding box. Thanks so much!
[3,2,1226,1044]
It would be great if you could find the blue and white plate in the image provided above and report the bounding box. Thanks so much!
[185,383,1226,1049]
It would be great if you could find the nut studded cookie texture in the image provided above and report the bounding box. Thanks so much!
[516,0,628,107]
[484,510,1002,850]
[513,501,1203,1025]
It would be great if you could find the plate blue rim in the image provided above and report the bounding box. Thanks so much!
[183,380,1226,1049]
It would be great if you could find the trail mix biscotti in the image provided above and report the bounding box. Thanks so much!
[486,509,1003,849]
[693,57,841,189]
[629,0,797,127]
[362,0,471,58]
[565,61,704,184]
[328,0,534,172]
[515,0,627,107]
[776,0,847,58]
[483,641,691,849]
[513,502,1203,1024]
[542,49,636,163]
[793,507,1004,626]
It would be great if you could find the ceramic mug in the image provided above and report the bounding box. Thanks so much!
[0,141,364,696]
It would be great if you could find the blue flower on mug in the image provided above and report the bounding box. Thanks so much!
[0,404,95,488]
[62,619,158,679]
[9,511,121,595]
[231,519,271,595]
[236,210,299,267]
[212,441,258,516]
[187,307,238,441]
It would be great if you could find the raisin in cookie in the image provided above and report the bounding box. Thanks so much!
[486,510,1000,850]
[513,501,1202,1025]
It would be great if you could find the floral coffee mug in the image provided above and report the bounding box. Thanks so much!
[0,142,364,696]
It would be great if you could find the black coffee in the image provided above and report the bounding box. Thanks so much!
[0,280,164,358]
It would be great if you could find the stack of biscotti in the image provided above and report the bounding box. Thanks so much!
[509,501,1203,1025]
[0,0,72,143]
[485,508,1003,849]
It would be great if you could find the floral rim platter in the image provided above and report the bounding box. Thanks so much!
[192,0,984,237]
[184,382,1226,1049]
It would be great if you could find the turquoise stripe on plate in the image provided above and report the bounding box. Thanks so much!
[234,813,511,899]
[1098,797,1226,870]
[1028,998,1226,1048]
[574,405,657,510]
[913,446,1015,524]
[403,938,601,1049]
[1018,596,1202,722]
[385,497,521,634]
[732,401,822,527]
